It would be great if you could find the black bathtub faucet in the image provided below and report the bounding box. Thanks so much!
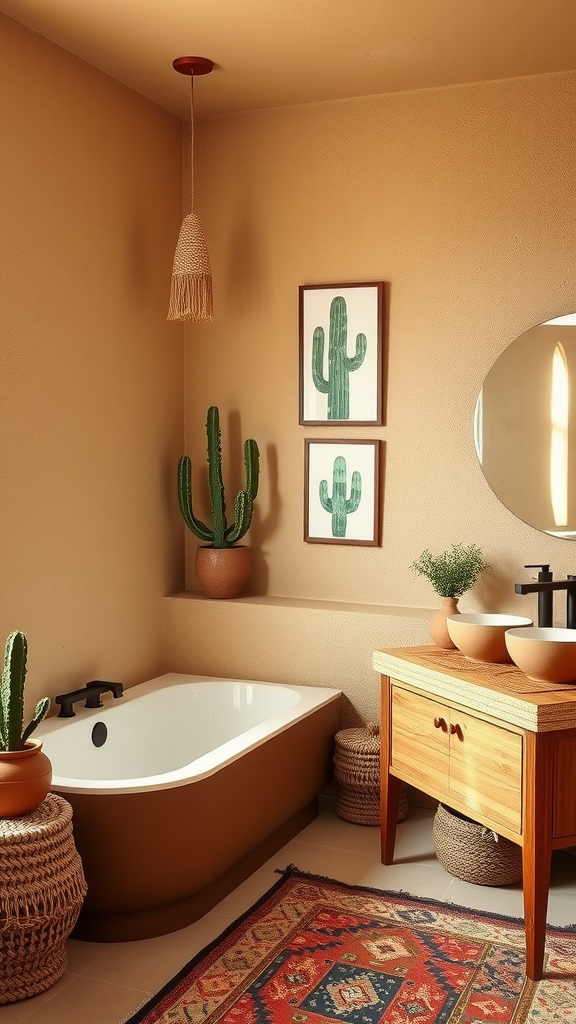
[55,680,124,718]
[514,564,576,629]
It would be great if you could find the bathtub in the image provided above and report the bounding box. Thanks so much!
[37,672,342,941]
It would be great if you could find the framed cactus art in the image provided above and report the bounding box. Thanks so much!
[304,438,381,545]
[299,282,384,425]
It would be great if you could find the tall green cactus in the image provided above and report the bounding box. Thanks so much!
[319,456,362,538]
[178,406,260,548]
[312,295,367,419]
[0,630,50,752]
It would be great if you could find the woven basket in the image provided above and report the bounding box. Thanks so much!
[0,793,87,1004]
[433,803,522,886]
[334,723,408,826]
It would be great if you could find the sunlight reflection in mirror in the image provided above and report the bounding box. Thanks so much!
[550,342,568,528]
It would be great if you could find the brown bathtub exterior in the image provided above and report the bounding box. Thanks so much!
[66,695,342,941]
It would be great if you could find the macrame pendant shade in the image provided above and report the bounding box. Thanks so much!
[167,56,214,323]
[168,213,213,322]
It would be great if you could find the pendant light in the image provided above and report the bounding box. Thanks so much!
[167,56,214,323]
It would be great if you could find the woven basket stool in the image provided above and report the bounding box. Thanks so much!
[334,724,408,826]
[0,792,87,1004]
[433,803,522,886]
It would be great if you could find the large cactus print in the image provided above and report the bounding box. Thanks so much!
[312,295,367,419]
[319,456,362,537]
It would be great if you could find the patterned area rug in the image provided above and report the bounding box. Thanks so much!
[122,866,576,1023]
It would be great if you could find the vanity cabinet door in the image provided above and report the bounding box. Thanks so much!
[390,682,523,834]
[390,686,450,799]
[448,710,522,833]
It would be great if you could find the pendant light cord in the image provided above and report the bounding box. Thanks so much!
[189,74,195,214]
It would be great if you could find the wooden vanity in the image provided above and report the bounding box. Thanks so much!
[374,645,576,981]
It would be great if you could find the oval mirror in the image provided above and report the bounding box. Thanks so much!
[475,313,576,538]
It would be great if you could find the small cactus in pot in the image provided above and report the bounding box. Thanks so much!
[178,406,260,598]
[1,630,50,752]
[0,630,52,817]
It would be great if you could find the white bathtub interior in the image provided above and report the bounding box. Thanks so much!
[36,672,342,793]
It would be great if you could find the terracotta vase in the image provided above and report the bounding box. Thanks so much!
[430,597,460,649]
[0,739,52,818]
[195,545,251,599]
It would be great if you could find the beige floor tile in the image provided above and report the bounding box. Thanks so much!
[13,976,150,1024]
[543,891,576,928]
[334,822,381,855]
[310,846,454,900]
[442,876,525,919]
[196,907,250,939]
[294,809,355,847]
[393,809,438,862]
[264,837,337,873]
[81,911,236,990]
[65,938,117,976]
[334,807,437,863]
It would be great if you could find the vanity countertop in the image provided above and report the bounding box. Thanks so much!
[373,645,576,732]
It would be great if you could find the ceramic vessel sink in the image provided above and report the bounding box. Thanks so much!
[446,613,533,663]
[505,627,576,683]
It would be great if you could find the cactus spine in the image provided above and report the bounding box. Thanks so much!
[319,456,362,537]
[178,406,260,548]
[0,630,50,752]
[312,295,367,419]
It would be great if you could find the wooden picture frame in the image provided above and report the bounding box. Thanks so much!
[299,282,384,425]
[304,438,381,545]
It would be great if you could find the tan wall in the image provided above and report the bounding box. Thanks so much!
[3,12,576,730]
[0,15,185,719]
[167,71,576,720]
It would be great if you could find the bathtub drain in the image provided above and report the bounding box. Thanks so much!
[91,722,107,747]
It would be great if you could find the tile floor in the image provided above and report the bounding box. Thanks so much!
[2,798,576,1023]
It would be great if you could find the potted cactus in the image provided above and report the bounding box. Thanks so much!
[178,406,260,598]
[0,630,52,817]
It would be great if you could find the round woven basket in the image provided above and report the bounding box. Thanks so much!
[433,803,522,886]
[0,793,87,1004]
[334,723,408,826]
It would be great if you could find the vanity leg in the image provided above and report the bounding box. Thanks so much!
[380,674,399,864]
[523,732,554,981]
[381,773,401,864]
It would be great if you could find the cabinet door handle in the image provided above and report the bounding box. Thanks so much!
[450,723,463,740]
[433,717,447,731]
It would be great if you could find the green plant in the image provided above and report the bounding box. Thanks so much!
[178,406,260,548]
[410,543,490,598]
[319,456,362,537]
[312,295,367,419]
[0,631,50,752]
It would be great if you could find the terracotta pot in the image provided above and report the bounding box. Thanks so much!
[195,545,251,599]
[0,739,52,818]
[430,597,460,649]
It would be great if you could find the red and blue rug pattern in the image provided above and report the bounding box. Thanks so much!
[124,867,576,1024]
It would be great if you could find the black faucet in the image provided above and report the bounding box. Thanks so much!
[514,564,576,629]
[55,680,124,718]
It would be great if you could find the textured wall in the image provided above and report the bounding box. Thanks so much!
[183,72,576,607]
[167,72,576,718]
[0,15,185,715]
[164,594,433,726]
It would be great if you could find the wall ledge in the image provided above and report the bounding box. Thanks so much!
[166,590,434,619]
